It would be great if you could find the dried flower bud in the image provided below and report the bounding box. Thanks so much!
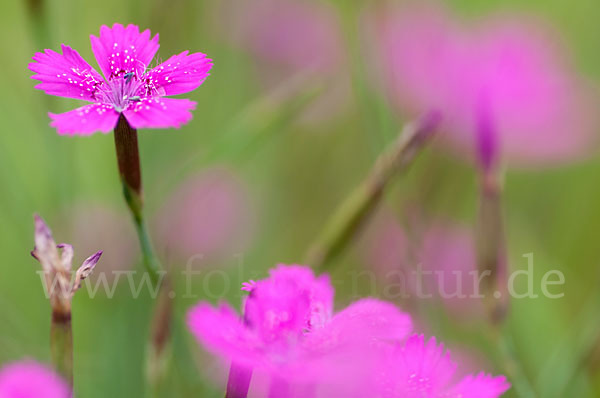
[31,215,102,311]
[71,251,102,295]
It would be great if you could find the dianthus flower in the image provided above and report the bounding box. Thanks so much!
[29,23,212,135]
[373,5,595,168]
[0,360,70,398]
[187,265,412,395]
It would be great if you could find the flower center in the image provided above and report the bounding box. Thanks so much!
[93,69,165,112]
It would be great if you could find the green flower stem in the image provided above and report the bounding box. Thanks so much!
[113,115,170,397]
[305,112,441,270]
[131,213,162,287]
[146,278,174,398]
[476,171,537,395]
[50,309,73,387]
[475,172,509,324]
[113,114,162,286]
[493,327,537,398]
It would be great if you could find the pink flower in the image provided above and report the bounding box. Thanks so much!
[187,265,412,390]
[224,0,343,73]
[0,360,70,398]
[29,23,212,135]
[419,223,483,317]
[61,203,138,285]
[220,0,351,125]
[372,4,595,168]
[373,334,510,397]
[154,168,254,264]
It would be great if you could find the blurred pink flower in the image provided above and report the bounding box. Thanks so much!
[187,265,412,392]
[0,360,70,398]
[225,0,343,73]
[363,211,482,318]
[373,334,509,397]
[29,23,212,135]
[420,223,483,317]
[220,0,351,125]
[371,4,596,168]
[155,168,254,264]
[61,203,138,284]
[363,211,420,298]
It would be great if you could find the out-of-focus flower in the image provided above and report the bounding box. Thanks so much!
[187,265,412,391]
[373,334,509,397]
[228,0,343,73]
[32,215,102,314]
[364,210,414,291]
[420,223,483,316]
[155,168,254,265]
[363,210,482,318]
[29,23,212,135]
[220,0,351,125]
[61,204,137,284]
[370,4,596,168]
[0,360,70,398]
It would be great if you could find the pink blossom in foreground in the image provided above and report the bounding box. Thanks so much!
[371,4,596,168]
[29,23,212,135]
[187,265,412,392]
[373,334,509,397]
[155,168,254,264]
[0,360,70,398]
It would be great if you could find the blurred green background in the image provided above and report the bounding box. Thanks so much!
[1,0,600,396]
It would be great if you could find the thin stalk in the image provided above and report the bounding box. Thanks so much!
[25,0,52,51]
[476,170,536,395]
[475,172,509,324]
[113,114,162,285]
[146,277,173,398]
[494,328,537,398]
[113,114,170,397]
[132,217,162,286]
[50,309,73,387]
[305,112,441,270]
[225,363,253,398]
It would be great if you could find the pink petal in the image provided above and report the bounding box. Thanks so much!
[375,335,457,398]
[33,214,55,255]
[187,302,263,369]
[0,360,70,398]
[49,104,119,136]
[90,23,159,79]
[305,298,412,354]
[78,251,102,275]
[56,243,74,270]
[144,51,212,96]
[447,372,510,398]
[29,44,106,101]
[267,264,334,330]
[122,98,195,129]
[72,251,102,293]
